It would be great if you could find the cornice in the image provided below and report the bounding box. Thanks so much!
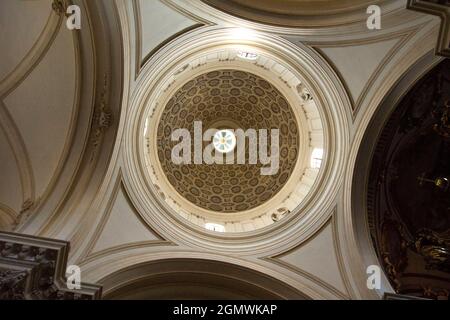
[18,0,124,240]
[309,27,419,119]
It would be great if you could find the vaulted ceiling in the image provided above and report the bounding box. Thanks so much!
[0,0,449,300]
[368,59,450,298]
[157,69,299,213]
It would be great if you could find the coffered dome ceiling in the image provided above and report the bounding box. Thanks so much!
[367,59,450,298]
[157,69,299,213]
[2,0,449,301]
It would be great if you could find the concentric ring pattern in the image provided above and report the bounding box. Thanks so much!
[157,69,300,213]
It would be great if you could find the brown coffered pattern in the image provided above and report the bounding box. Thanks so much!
[156,70,300,213]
